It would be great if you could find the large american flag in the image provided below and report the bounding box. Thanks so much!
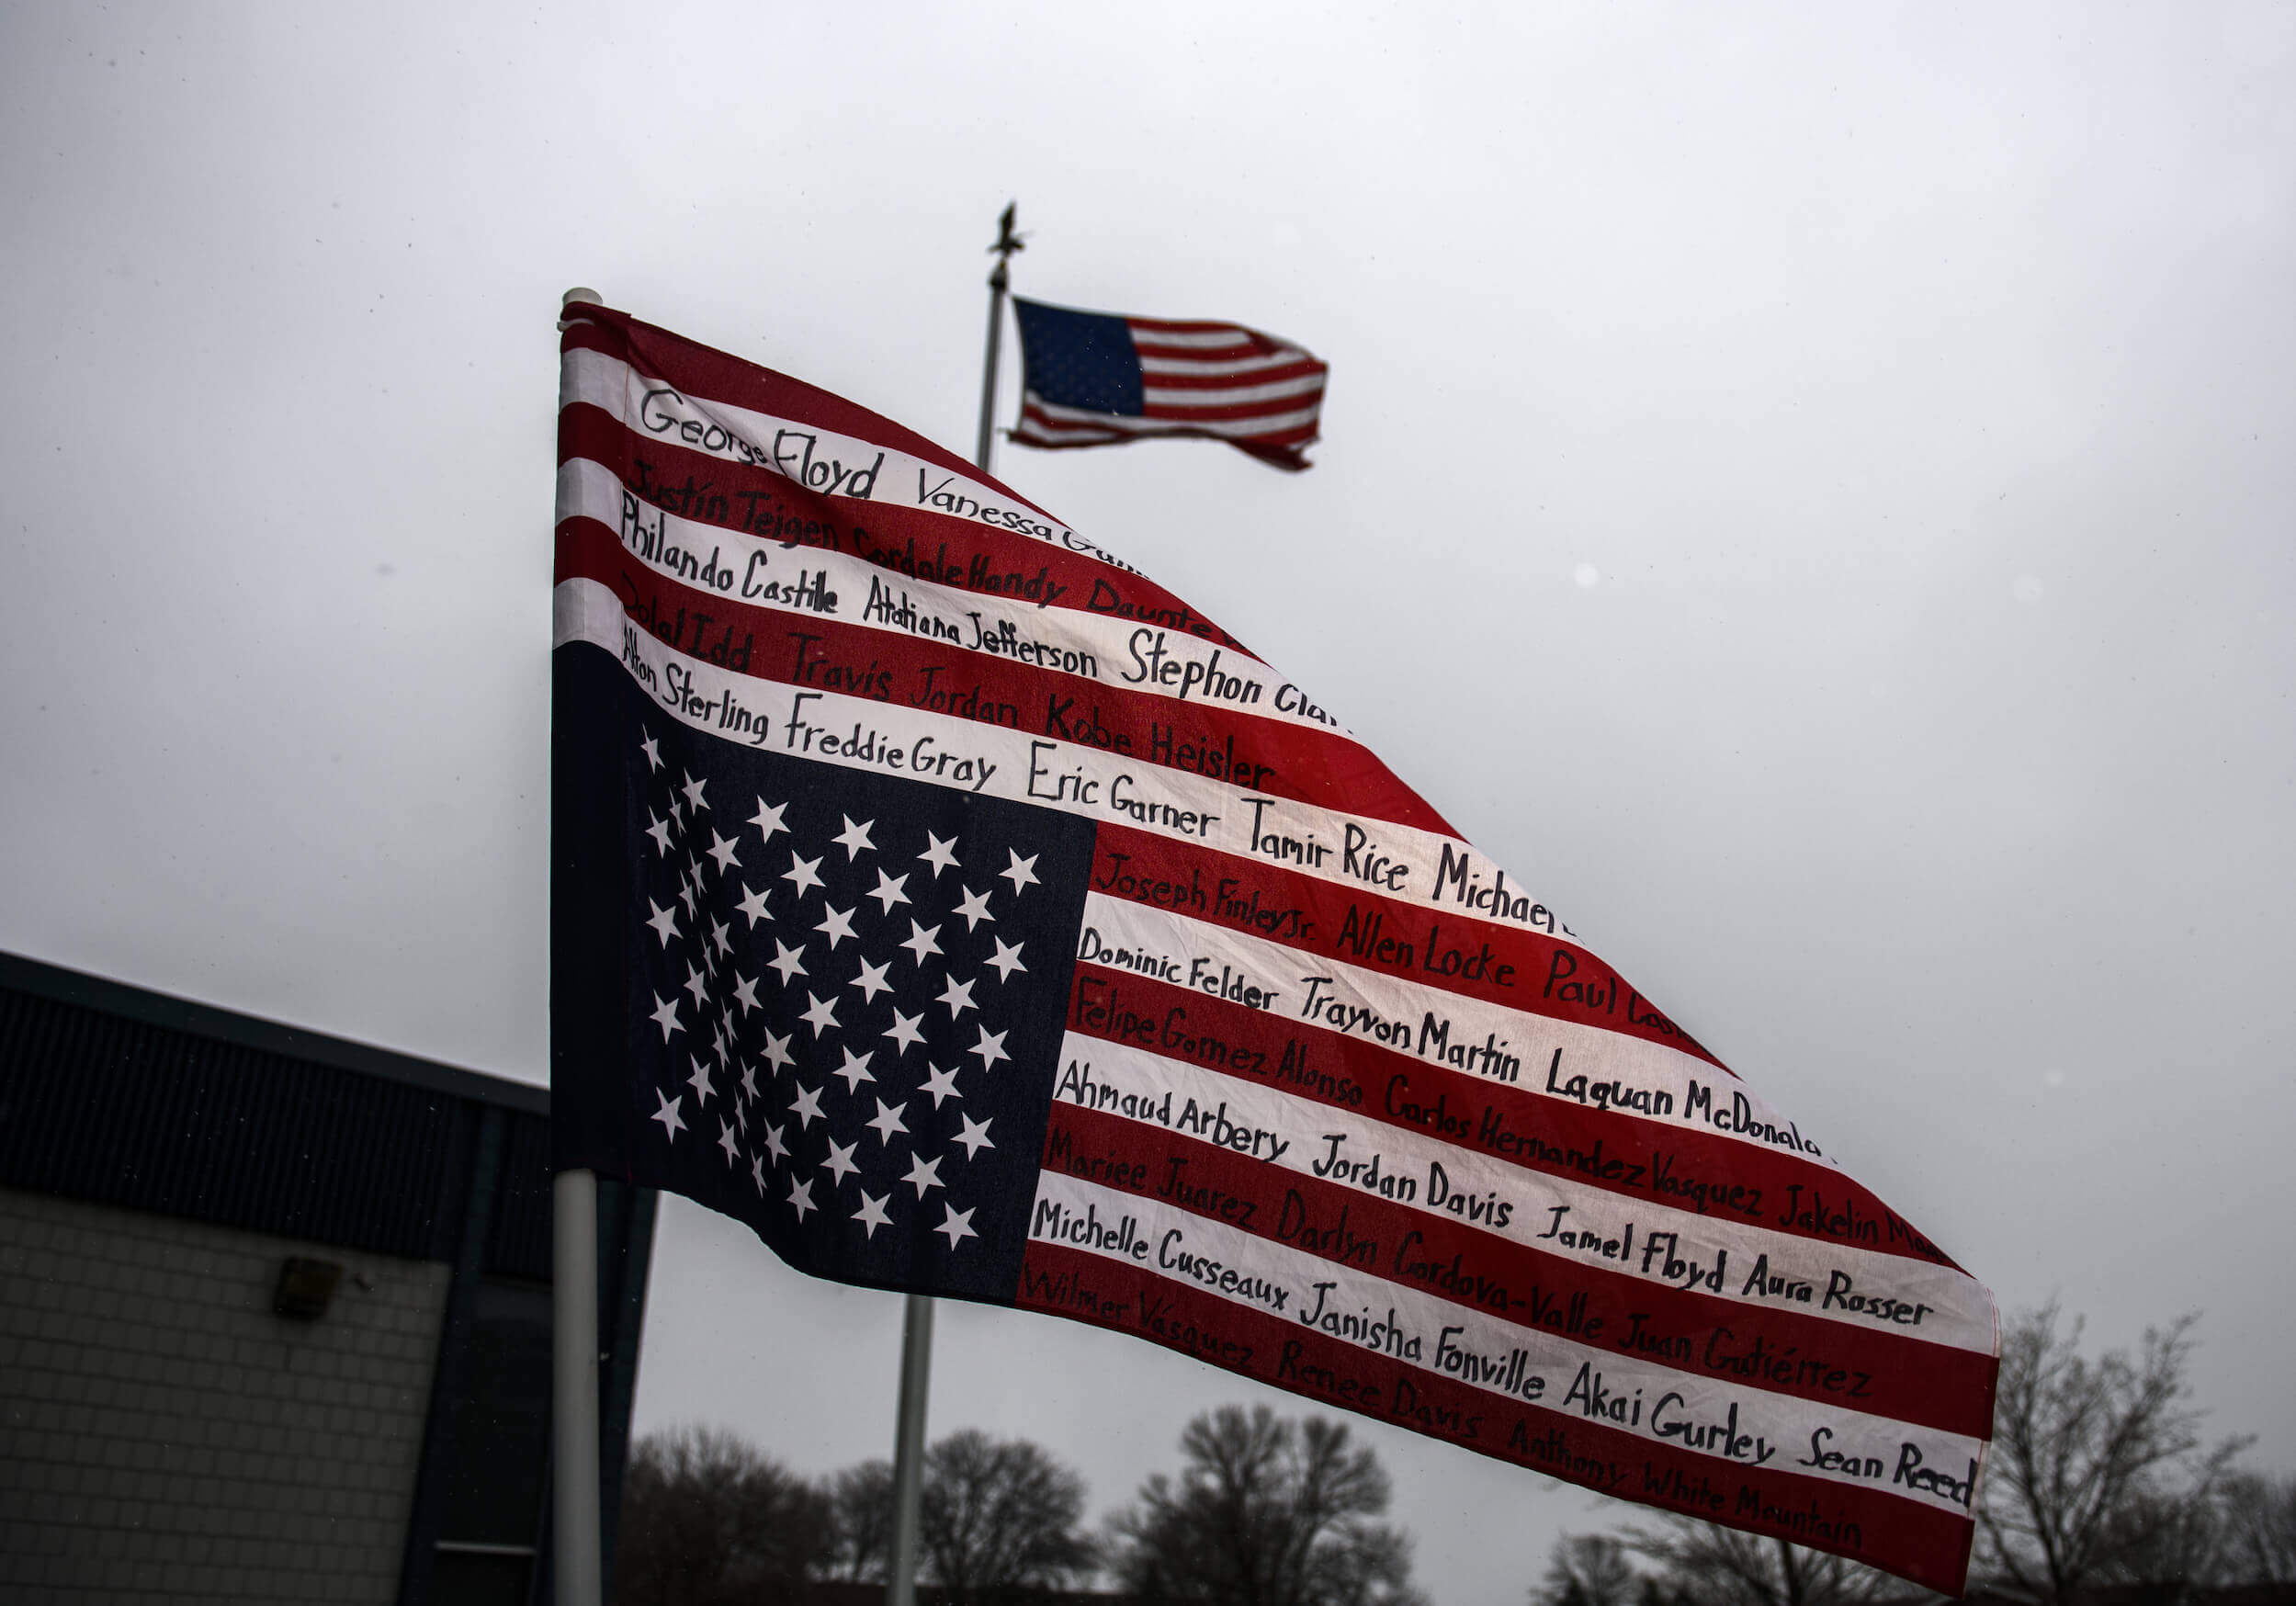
[1008,297,1329,470]
[552,304,1996,1593]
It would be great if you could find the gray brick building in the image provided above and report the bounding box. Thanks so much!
[0,951,654,1605]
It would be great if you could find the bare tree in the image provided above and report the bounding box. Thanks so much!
[1621,1515,1895,1606]
[821,1457,894,1582]
[2221,1472,2296,1584]
[815,1432,1095,1596]
[615,1425,833,1606]
[1976,1303,2249,1604]
[1107,1403,1425,1606]
[920,1428,1100,1597]
[1536,1533,1641,1606]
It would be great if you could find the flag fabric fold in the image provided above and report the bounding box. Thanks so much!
[1009,297,1329,470]
[551,302,1996,1593]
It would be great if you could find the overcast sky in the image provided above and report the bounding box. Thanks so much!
[5,4,2292,1602]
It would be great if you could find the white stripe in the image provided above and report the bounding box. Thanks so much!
[1012,417,1129,443]
[1027,1171,1985,1514]
[1078,892,1847,1176]
[1139,351,1321,379]
[1024,393,1323,440]
[1125,325,1265,350]
[561,347,1143,578]
[554,577,1587,948]
[556,458,1378,743]
[1050,1030,1992,1351]
[1142,374,1329,408]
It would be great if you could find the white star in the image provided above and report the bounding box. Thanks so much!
[902,1152,944,1197]
[681,772,708,812]
[816,904,858,948]
[646,901,680,946]
[799,992,841,1036]
[935,1204,978,1249]
[867,869,910,912]
[918,831,960,876]
[791,1083,825,1129]
[668,793,684,826]
[832,815,877,859]
[1000,849,1040,895]
[854,1191,893,1238]
[683,961,710,1007]
[639,734,662,772]
[763,1120,788,1163]
[970,1026,1010,1071]
[850,956,892,1002]
[739,1061,759,1102]
[953,886,995,930]
[651,1089,685,1140]
[750,1152,767,1193]
[899,921,943,966]
[645,814,674,856]
[649,995,683,1042]
[750,798,788,843]
[709,916,732,960]
[735,882,771,929]
[768,941,808,984]
[937,974,978,1018]
[823,1137,860,1186]
[730,972,760,1015]
[866,1098,910,1145]
[883,1009,926,1055]
[675,877,697,918]
[919,1064,963,1107]
[788,1175,816,1220]
[712,1016,730,1063]
[984,937,1027,981]
[831,1047,876,1092]
[707,831,741,873]
[953,1113,995,1159]
[718,1119,740,1164]
[783,852,824,897]
[688,1057,715,1107]
[761,1029,794,1073]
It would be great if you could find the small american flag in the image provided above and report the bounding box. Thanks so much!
[1009,298,1329,470]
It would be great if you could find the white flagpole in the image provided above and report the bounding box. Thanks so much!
[886,205,1024,1606]
[555,285,608,1606]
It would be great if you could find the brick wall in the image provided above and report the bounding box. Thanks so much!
[0,1184,451,1603]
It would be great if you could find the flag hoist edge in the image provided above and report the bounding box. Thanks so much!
[549,303,1998,1593]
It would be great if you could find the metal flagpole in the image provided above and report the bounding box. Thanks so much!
[887,205,1025,1606]
[555,285,608,1606]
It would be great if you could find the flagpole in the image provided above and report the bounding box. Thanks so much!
[886,206,1025,1606]
[554,285,608,1606]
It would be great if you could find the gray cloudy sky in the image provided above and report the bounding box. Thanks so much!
[4,4,2291,1602]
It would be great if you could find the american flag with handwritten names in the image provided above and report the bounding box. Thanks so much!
[551,302,1997,1593]
[1008,297,1329,471]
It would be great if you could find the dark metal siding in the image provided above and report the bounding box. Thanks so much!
[488,1111,555,1282]
[0,983,469,1260]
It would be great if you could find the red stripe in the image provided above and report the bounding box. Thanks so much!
[555,517,1452,835]
[1014,405,1320,455]
[1062,963,1968,1273]
[559,401,1258,655]
[1014,1240,1974,1595]
[1139,359,1327,390]
[1040,1101,1996,1437]
[1142,392,1329,425]
[1123,315,1268,336]
[1089,823,1702,1061]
